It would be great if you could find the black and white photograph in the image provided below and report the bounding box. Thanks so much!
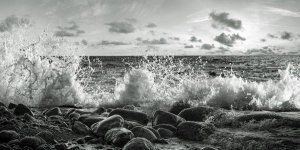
[0,0,300,149]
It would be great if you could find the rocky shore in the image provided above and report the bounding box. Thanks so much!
[0,101,300,150]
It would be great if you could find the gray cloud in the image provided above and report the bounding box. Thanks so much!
[0,15,33,32]
[142,38,167,44]
[245,46,277,55]
[98,40,130,45]
[106,21,135,34]
[209,12,242,30]
[214,33,245,47]
[201,43,215,50]
[81,40,88,45]
[261,38,266,42]
[126,18,138,23]
[267,31,297,40]
[281,31,292,40]
[55,21,85,37]
[184,45,194,48]
[146,23,157,28]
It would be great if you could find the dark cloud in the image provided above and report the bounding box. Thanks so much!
[98,40,130,45]
[146,23,157,28]
[142,38,167,44]
[267,32,297,40]
[184,45,194,48]
[81,40,88,45]
[280,31,292,40]
[0,15,33,32]
[201,43,215,50]
[55,21,85,37]
[209,12,242,30]
[190,36,197,42]
[245,46,277,55]
[136,37,142,41]
[105,21,135,34]
[214,33,245,47]
[261,39,266,42]
[169,37,180,41]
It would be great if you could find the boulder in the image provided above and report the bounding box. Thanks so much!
[122,137,156,150]
[124,120,142,130]
[72,121,91,135]
[202,147,218,150]
[8,103,16,109]
[20,136,46,149]
[93,107,105,115]
[169,101,191,115]
[45,107,62,117]
[177,121,214,141]
[68,112,80,120]
[153,124,177,133]
[54,143,68,150]
[0,106,13,118]
[64,108,76,118]
[131,126,157,143]
[153,110,185,127]
[105,127,134,147]
[23,113,35,122]
[0,144,13,150]
[91,115,124,137]
[0,130,19,143]
[236,113,283,123]
[80,115,106,127]
[109,108,148,125]
[14,104,33,116]
[157,128,173,138]
[123,105,135,110]
[36,131,55,144]
[144,127,160,139]
[0,102,5,107]
[178,106,214,122]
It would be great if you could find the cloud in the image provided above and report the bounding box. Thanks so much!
[261,38,266,42]
[209,12,242,30]
[245,46,277,55]
[184,45,194,48]
[0,15,33,32]
[201,43,215,50]
[81,40,88,45]
[105,21,135,34]
[214,33,245,47]
[126,18,138,23]
[265,6,300,18]
[98,40,130,45]
[169,37,180,41]
[146,23,157,28]
[142,38,167,44]
[267,31,297,40]
[55,21,85,37]
[280,31,292,40]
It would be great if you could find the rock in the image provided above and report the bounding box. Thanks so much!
[0,106,13,118]
[88,137,105,144]
[8,103,16,109]
[153,110,185,127]
[177,121,214,141]
[189,148,201,150]
[65,108,76,118]
[54,143,68,150]
[83,136,94,142]
[80,115,106,127]
[45,107,62,117]
[156,138,168,144]
[36,131,55,144]
[202,147,218,150]
[20,136,46,149]
[37,144,52,150]
[123,105,135,110]
[72,121,91,135]
[153,124,177,133]
[178,106,215,122]
[69,112,80,120]
[0,102,5,107]
[109,108,148,125]
[14,104,33,116]
[157,128,173,138]
[124,120,142,130]
[105,127,134,147]
[0,130,19,143]
[100,112,109,117]
[131,126,157,143]
[122,137,156,150]
[93,107,105,115]
[76,138,85,144]
[236,113,283,123]
[144,127,160,139]
[91,115,124,137]
[106,108,113,113]
[23,113,35,122]
[169,101,191,115]
[0,144,13,150]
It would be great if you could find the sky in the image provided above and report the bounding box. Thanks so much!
[0,0,300,55]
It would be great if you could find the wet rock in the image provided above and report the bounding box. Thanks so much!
[14,104,33,116]
[23,113,35,122]
[202,147,218,150]
[100,112,109,117]
[72,121,91,135]
[88,137,105,144]
[7,139,20,146]
[69,112,80,120]
[20,136,46,149]
[65,108,76,118]
[123,105,135,110]
[157,128,173,138]
[156,138,168,144]
[105,127,134,147]
[144,127,160,139]
[37,144,52,150]
[8,103,16,109]
[122,137,156,150]
[177,121,214,141]
[54,143,68,150]
[45,107,62,117]
[189,148,201,150]
[153,124,177,133]
[0,102,5,107]
[109,108,148,125]
[124,120,142,130]
[93,107,105,115]
[36,131,55,144]
[91,115,124,137]
[169,101,191,115]
[178,106,215,122]
[76,138,85,144]
[83,136,94,142]
[236,113,283,123]
[80,115,106,127]
[0,106,13,118]
[0,144,13,150]
[153,110,185,127]
[131,126,157,143]
[0,130,19,143]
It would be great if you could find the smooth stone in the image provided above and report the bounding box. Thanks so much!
[144,127,160,139]
[45,107,62,117]
[80,115,106,127]
[153,124,177,133]
[69,112,80,120]
[123,120,142,130]
[36,131,55,144]
[0,130,19,143]
[20,136,46,149]
[153,110,185,127]
[0,144,13,150]
[109,108,148,125]
[14,104,33,116]
[23,113,35,122]
[177,121,214,141]
[178,106,215,122]
[105,127,134,147]
[131,126,157,143]
[8,103,16,109]
[72,121,91,135]
[169,101,191,115]
[93,107,105,115]
[157,128,173,138]
[122,137,156,150]
[91,115,124,137]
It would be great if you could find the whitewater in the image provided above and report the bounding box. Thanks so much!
[1,30,300,112]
